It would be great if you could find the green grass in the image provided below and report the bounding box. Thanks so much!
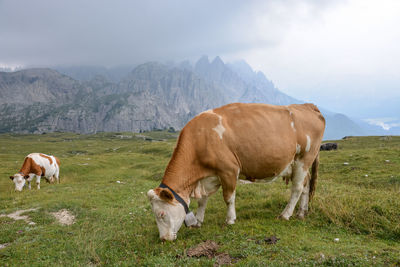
[1,133,399,266]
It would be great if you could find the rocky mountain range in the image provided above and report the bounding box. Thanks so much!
[0,56,365,139]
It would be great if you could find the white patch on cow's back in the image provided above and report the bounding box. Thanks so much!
[28,153,58,178]
[290,121,296,131]
[190,176,221,199]
[305,135,311,152]
[296,144,301,154]
[285,106,293,116]
[200,109,214,115]
[212,114,225,140]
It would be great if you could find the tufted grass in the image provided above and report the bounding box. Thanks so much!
[0,132,399,266]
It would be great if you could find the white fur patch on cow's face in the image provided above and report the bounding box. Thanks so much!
[305,135,311,152]
[213,114,225,140]
[147,189,186,241]
[11,174,26,191]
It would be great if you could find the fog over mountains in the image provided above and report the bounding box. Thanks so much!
[0,56,391,140]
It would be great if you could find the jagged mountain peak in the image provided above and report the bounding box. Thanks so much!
[197,55,210,64]
[2,67,64,79]
[211,56,224,67]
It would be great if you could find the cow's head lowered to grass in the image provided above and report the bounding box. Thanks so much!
[9,173,28,191]
[147,187,187,241]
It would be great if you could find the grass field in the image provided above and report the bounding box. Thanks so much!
[0,132,399,266]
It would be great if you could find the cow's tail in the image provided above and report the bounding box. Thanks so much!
[309,152,319,201]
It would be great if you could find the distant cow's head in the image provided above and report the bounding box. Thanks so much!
[147,188,186,241]
[9,173,28,191]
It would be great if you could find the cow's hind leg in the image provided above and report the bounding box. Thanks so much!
[280,160,308,220]
[194,196,208,227]
[36,175,41,189]
[220,172,237,225]
[55,169,60,184]
[297,172,310,219]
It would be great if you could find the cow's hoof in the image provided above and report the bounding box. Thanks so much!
[297,210,307,219]
[226,219,236,225]
[192,221,202,228]
[297,213,305,220]
[278,214,290,221]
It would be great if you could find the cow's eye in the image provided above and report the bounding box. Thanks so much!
[158,211,166,218]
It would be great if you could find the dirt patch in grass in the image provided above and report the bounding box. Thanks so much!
[0,243,10,249]
[0,208,37,225]
[51,209,75,225]
[186,240,238,266]
[187,240,219,258]
[256,235,280,245]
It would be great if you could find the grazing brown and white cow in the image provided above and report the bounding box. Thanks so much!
[9,153,60,191]
[147,103,325,241]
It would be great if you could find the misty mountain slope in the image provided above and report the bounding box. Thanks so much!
[0,62,229,133]
[227,61,300,105]
[194,56,249,101]
[0,68,89,105]
[0,58,365,139]
[323,113,365,140]
[55,65,135,83]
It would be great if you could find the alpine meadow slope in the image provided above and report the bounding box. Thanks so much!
[0,133,399,265]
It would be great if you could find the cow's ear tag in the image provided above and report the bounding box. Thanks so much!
[184,212,197,227]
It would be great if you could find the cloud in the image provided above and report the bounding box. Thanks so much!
[0,0,341,66]
[364,118,400,130]
[1,0,399,119]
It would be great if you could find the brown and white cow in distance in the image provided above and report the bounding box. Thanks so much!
[9,153,61,191]
[147,103,325,241]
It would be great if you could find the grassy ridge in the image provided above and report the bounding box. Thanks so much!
[0,133,399,266]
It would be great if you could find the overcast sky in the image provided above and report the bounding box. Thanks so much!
[1,0,399,119]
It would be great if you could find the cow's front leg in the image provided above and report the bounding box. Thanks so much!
[225,190,236,224]
[194,196,208,227]
[297,173,310,219]
[27,174,34,190]
[280,162,308,220]
[36,175,41,189]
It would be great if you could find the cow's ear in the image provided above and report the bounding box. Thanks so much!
[10,176,14,180]
[159,188,174,203]
[24,175,29,179]
[147,189,157,200]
